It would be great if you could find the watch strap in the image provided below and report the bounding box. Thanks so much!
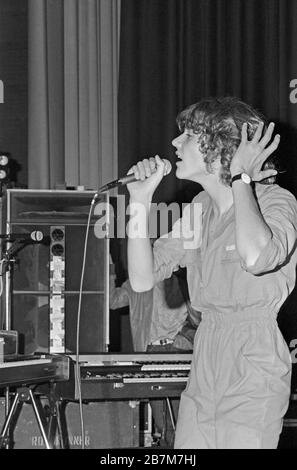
[231,173,243,185]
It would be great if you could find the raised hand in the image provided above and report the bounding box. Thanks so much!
[230,122,280,182]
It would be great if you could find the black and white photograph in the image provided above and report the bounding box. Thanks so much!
[0,0,297,455]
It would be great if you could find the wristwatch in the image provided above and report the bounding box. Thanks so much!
[231,173,252,185]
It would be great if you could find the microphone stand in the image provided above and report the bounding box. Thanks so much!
[1,247,19,448]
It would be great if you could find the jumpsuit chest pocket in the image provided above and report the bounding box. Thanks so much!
[221,245,241,264]
[217,245,243,301]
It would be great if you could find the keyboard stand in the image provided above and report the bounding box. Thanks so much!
[0,384,63,449]
[166,398,176,431]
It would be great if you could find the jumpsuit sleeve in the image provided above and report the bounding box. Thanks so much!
[240,186,297,275]
[153,196,203,283]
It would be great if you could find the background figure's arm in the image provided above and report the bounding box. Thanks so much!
[109,276,131,310]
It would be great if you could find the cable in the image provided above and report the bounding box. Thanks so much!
[0,259,5,297]
[75,191,102,449]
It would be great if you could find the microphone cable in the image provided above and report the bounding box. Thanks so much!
[0,259,5,297]
[75,197,95,450]
[75,187,108,449]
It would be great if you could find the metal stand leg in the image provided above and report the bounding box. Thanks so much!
[55,403,64,449]
[0,392,22,448]
[166,397,176,431]
[46,385,65,449]
[0,387,52,449]
[28,389,51,449]
[57,400,70,449]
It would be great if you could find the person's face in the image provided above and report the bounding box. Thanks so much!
[172,129,208,181]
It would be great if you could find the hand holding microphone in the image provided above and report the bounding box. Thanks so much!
[97,156,172,197]
[126,155,172,200]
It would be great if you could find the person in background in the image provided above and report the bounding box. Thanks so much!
[126,96,297,449]
[109,257,201,447]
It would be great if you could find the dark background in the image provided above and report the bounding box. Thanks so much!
[119,0,297,204]
[0,0,27,187]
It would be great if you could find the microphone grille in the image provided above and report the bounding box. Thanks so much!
[164,159,172,176]
[32,231,44,242]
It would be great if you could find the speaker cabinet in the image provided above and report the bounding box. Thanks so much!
[1,189,109,354]
[62,401,140,448]
[0,398,140,448]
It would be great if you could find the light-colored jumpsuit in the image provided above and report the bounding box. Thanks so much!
[153,183,297,449]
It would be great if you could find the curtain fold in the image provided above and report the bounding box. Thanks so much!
[28,0,121,190]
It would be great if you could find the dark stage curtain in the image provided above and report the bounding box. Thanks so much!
[119,0,297,203]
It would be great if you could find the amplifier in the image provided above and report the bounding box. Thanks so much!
[0,398,139,449]
[1,189,110,355]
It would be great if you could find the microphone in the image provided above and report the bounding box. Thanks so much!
[0,231,44,242]
[1,231,48,262]
[98,158,172,193]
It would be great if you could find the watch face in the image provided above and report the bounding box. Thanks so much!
[241,173,251,184]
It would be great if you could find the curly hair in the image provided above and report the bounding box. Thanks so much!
[176,97,268,186]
